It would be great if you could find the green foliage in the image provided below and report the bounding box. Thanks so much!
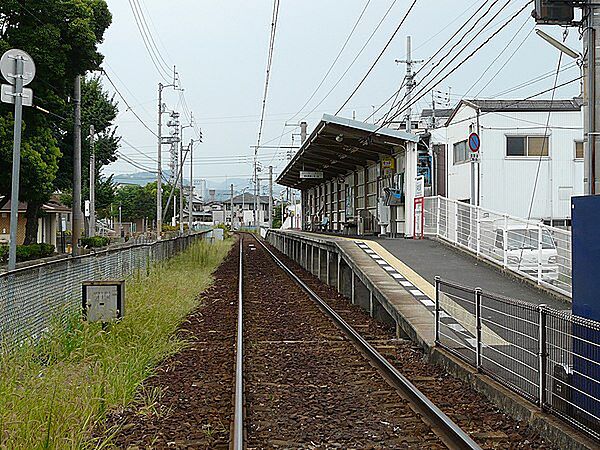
[273,203,286,229]
[0,1,113,240]
[114,182,183,223]
[0,238,233,449]
[80,236,109,248]
[0,243,55,263]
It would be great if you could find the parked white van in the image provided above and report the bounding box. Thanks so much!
[484,223,559,283]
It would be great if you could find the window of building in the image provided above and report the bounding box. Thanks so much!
[506,136,549,157]
[453,140,468,165]
[575,141,584,160]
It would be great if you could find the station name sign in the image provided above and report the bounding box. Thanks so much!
[300,171,323,179]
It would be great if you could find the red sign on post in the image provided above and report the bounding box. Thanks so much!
[413,176,425,240]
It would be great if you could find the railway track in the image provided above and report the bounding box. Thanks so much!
[232,233,481,449]
[106,234,554,449]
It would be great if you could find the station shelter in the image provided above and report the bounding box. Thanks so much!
[277,114,420,237]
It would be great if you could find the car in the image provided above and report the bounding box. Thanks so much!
[484,222,559,283]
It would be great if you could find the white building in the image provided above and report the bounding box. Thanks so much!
[223,193,270,229]
[441,98,583,225]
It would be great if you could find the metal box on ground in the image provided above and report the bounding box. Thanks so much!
[82,280,125,323]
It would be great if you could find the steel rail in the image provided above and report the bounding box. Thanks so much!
[232,236,244,449]
[251,234,482,450]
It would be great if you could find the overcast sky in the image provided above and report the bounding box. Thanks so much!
[100,0,582,189]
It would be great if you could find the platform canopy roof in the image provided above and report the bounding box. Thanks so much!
[276,114,419,189]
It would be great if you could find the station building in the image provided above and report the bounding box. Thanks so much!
[277,114,420,237]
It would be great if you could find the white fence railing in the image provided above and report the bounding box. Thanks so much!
[423,196,572,298]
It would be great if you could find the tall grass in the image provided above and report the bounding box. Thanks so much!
[0,238,233,449]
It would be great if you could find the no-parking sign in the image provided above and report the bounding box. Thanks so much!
[468,132,480,153]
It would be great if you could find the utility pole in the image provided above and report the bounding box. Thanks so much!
[269,166,273,228]
[188,139,194,231]
[230,184,234,229]
[157,83,164,239]
[395,36,423,132]
[585,1,600,194]
[300,121,308,144]
[72,75,83,255]
[88,125,96,237]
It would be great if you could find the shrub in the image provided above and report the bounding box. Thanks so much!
[0,243,55,263]
[80,236,110,248]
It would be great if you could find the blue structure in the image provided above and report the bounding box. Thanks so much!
[570,195,600,429]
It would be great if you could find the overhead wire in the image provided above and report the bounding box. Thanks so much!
[287,0,372,123]
[382,1,533,129]
[365,0,497,124]
[128,0,172,82]
[379,0,511,125]
[335,0,419,114]
[101,70,159,138]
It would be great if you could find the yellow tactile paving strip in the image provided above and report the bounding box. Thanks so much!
[302,232,507,347]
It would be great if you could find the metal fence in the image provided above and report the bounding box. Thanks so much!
[435,277,600,441]
[0,232,206,349]
[423,196,572,298]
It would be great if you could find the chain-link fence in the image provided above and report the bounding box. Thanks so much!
[0,232,207,350]
[424,196,572,298]
[435,278,600,441]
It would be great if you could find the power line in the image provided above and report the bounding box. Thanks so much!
[367,0,497,124]
[132,0,171,72]
[384,0,532,129]
[255,0,281,150]
[288,0,372,123]
[102,69,159,138]
[379,0,510,125]
[461,17,533,100]
[336,0,419,114]
[128,0,172,82]
[298,0,400,121]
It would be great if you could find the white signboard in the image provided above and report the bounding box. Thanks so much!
[300,171,324,179]
[1,84,33,106]
[415,175,425,199]
[84,200,90,217]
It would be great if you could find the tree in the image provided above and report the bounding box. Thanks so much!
[114,182,183,225]
[0,0,112,243]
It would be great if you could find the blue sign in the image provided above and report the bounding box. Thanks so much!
[468,132,480,152]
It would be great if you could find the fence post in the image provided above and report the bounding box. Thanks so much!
[476,207,481,257]
[538,304,547,409]
[503,214,509,269]
[537,225,543,286]
[434,276,441,345]
[436,196,441,237]
[454,201,459,245]
[475,287,482,370]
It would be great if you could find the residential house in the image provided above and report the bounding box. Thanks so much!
[0,197,71,248]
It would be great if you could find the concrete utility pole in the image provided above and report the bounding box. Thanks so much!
[72,75,83,255]
[157,83,164,239]
[584,2,600,194]
[300,121,308,145]
[230,184,234,228]
[269,165,273,228]
[88,125,96,237]
[188,139,194,231]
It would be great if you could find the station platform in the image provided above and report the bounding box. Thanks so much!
[265,229,597,450]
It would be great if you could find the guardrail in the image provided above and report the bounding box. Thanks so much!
[434,277,600,441]
[0,231,209,350]
[424,196,572,298]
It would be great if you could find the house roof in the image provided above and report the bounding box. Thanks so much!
[420,108,454,118]
[0,197,71,214]
[277,113,418,189]
[445,97,583,126]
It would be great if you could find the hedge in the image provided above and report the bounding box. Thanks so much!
[0,243,55,263]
